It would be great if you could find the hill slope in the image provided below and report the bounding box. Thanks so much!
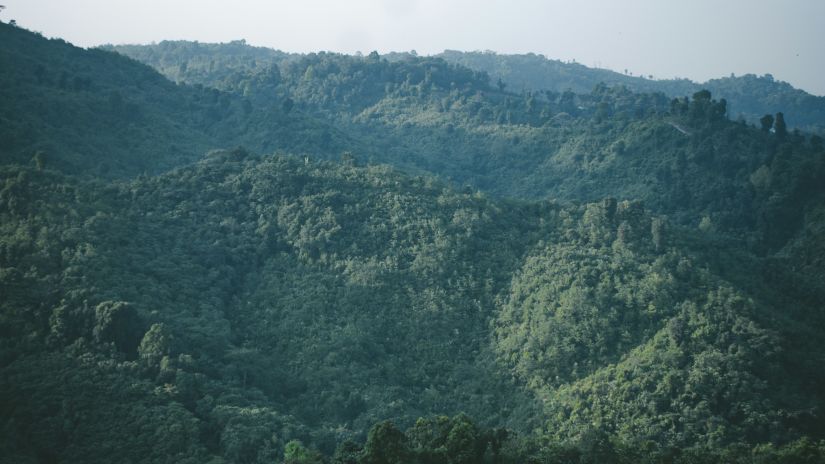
[108,42,825,135]
[107,42,825,251]
[0,22,366,178]
[2,153,825,462]
[437,50,825,134]
[1,23,825,464]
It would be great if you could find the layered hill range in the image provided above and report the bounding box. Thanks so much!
[110,41,825,135]
[2,21,825,463]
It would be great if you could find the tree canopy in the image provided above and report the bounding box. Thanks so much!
[2,21,825,464]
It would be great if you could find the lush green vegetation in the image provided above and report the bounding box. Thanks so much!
[0,22,366,178]
[2,150,824,462]
[108,39,293,88]
[109,40,825,248]
[2,20,825,463]
[108,42,825,134]
[437,50,825,134]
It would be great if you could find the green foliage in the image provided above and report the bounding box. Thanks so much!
[361,421,409,464]
[2,154,823,461]
[138,323,173,366]
[155,44,825,250]
[760,114,775,132]
[67,35,825,254]
[93,300,143,357]
[323,414,825,464]
[0,23,363,178]
[284,440,325,464]
[2,21,825,464]
[436,50,825,134]
[775,111,788,138]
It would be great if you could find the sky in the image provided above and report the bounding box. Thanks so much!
[3,0,825,95]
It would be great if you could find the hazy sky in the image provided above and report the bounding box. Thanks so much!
[4,0,825,95]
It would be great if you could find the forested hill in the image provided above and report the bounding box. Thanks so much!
[107,41,825,135]
[2,21,825,463]
[7,24,825,251]
[110,39,825,252]
[436,50,825,134]
[2,153,824,462]
[107,39,297,88]
[108,40,671,99]
[0,22,364,178]
[435,50,697,96]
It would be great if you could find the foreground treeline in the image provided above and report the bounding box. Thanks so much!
[291,414,825,464]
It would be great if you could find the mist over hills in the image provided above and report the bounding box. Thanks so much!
[2,20,825,463]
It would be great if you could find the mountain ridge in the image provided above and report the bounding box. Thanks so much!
[105,40,825,134]
[435,50,825,133]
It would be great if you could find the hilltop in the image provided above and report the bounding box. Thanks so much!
[0,22,363,178]
[437,50,825,134]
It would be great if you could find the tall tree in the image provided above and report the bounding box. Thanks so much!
[774,112,787,138]
[760,114,775,132]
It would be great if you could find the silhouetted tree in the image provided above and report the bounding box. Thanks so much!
[693,89,712,101]
[760,114,774,132]
[774,112,787,138]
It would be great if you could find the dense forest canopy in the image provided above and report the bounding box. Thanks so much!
[2,20,825,463]
[435,50,825,135]
[107,41,825,135]
[107,37,825,247]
